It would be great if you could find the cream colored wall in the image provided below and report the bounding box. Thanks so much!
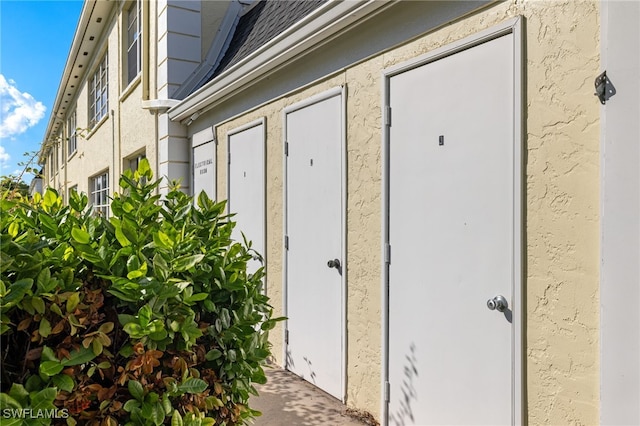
[194,1,601,423]
[385,4,600,423]
[383,2,600,422]
[54,2,158,199]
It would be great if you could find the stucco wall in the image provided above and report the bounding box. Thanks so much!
[188,0,600,423]
[381,1,600,422]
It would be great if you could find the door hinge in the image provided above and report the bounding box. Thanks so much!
[384,106,392,127]
[284,141,289,156]
[384,243,391,264]
[227,152,231,164]
[284,235,289,250]
[384,381,390,402]
[285,329,289,344]
[594,70,616,104]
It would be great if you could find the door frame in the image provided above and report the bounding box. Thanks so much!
[226,117,267,291]
[380,17,524,425]
[282,86,348,402]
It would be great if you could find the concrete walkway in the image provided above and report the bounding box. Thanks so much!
[250,366,378,426]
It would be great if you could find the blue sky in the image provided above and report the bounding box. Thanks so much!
[0,0,83,181]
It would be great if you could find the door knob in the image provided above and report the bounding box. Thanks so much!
[327,259,341,269]
[487,295,508,312]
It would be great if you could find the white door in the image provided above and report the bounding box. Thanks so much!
[387,33,518,425]
[285,89,344,400]
[227,119,266,274]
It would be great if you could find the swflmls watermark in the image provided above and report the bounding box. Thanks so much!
[2,408,69,419]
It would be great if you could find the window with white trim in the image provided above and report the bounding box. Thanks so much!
[90,171,109,216]
[89,53,108,128]
[128,153,147,184]
[67,110,77,156]
[126,0,141,85]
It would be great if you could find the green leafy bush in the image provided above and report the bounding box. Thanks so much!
[1,160,281,425]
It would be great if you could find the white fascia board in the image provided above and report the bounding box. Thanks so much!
[43,1,114,143]
[169,0,394,122]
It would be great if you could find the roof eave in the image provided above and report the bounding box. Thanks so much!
[42,0,115,147]
[168,0,396,123]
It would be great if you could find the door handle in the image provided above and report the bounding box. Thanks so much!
[487,295,508,312]
[327,259,341,269]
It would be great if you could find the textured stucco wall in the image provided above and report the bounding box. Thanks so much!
[190,0,600,423]
[381,3,600,423]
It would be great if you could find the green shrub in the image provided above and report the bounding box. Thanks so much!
[1,160,281,425]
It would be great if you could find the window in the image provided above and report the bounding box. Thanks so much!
[128,153,147,184]
[128,153,146,171]
[90,171,109,216]
[68,185,78,203]
[67,110,77,156]
[89,54,108,127]
[126,0,141,85]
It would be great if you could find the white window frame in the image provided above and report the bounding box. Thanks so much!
[89,53,108,128]
[90,171,110,217]
[67,110,77,157]
[126,0,141,85]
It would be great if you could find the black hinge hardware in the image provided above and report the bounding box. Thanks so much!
[285,330,289,344]
[227,152,231,164]
[285,141,289,156]
[284,235,289,250]
[595,71,616,104]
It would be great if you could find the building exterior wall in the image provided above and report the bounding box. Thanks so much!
[184,1,600,423]
[41,0,236,202]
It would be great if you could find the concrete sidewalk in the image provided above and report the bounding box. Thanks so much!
[250,366,378,426]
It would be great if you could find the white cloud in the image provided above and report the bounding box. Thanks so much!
[0,74,46,138]
[0,145,9,164]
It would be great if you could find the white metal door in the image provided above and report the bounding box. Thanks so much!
[285,89,344,400]
[387,33,517,425]
[228,119,266,274]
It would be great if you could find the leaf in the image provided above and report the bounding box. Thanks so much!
[39,361,64,377]
[123,399,140,412]
[31,387,57,411]
[150,402,165,426]
[172,254,204,272]
[92,338,103,356]
[8,383,29,406]
[66,292,80,313]
[138,305,152,328]
[128,380,144,401]
[0,392,22,410]
[1,279,32,308]
[52,374,75,392]
[71,227,91,244]
[36,268,52,293]
[41,346,57,362]
[60,346,96,366]
[177,378,208,394]
[39,317,52,337]
[7,221,19,237]
[99,322,114,334]
[153,231,174,250]
[205,349,222,361]
[31,297,45,314]
[185,293,208,303]
[171,410,184,426]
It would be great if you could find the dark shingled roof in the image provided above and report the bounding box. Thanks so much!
[206,0,327,83]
